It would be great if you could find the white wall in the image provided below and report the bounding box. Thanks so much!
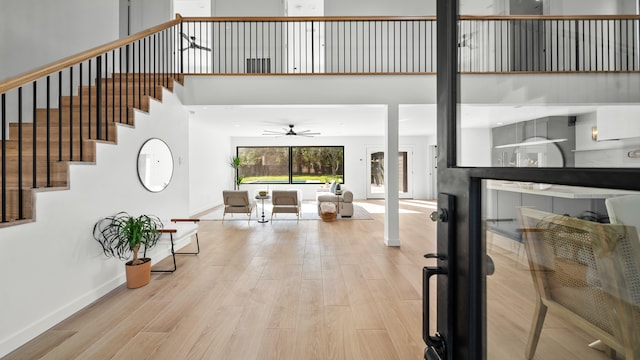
[212,0,284,16]
[460,128,493,166]
[325,0,435,16]
[544,0,621,15]
[188,117,232,214]
[0,0,120,82]
[129,0,172,34]
[0,88,190,357]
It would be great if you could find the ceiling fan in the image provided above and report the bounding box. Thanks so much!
[262,124,320,137]
[180,33,212,52]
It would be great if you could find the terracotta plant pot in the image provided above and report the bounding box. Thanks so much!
[125,258,152,289]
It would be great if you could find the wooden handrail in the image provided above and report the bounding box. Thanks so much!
[0,18,180,94]
[179,14,640,22]
[460,14,640,20]
[180,15,437,22]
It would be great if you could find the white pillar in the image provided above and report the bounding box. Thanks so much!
[384,104,400,247]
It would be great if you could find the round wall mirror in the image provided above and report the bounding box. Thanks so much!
[137,138,174,192]
[515,136,565,167]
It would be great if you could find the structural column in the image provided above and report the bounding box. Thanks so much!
[384,103,400,246]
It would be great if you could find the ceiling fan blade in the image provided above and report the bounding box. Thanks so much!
[262,130,283,134]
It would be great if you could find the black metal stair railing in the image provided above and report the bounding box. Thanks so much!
[0,20,181,223]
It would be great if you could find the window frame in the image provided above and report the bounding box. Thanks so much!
[236,145,345,185]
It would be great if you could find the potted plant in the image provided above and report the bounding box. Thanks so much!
[93,212,163,289]
[228,155,244,190]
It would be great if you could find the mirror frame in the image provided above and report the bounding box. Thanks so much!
[137,138,174,192]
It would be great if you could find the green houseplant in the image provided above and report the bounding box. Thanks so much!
[228,155,244,190]
[93,212,163,289]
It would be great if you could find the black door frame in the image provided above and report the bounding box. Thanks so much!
[434,0,640,358]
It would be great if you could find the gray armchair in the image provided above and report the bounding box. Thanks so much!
[271,190,301,223]
[222,190,255,224]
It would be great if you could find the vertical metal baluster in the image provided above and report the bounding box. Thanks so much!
[88,60,92,139]
[32,82,37,187]
[625,19,630,70]
[268,21,271,73]
[105,53,109,140]
[58,71,62,161]
[96,56,102,141]
[79,63,83,160]
[111,50,115,127]
[17,88,23,218]
[69,67,73,161]
[138,40,141,110]
[343,21,347,73]
[119,48,123,123]
[198,21,202,74]
[153,35,157,98]
[1,93,5,221]
[143,37,147,96]
[46,76,51,187]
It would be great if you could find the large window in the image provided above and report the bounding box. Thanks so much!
[237,146,344,184]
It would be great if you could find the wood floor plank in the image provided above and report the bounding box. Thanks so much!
[293,279,328,359]
[325,306,364,360]
[356,329,401,360]
[340,264,385,330]
[72,300,168,360]
[183,306,244,359]
[367,279,424,359]
[111,332,167,360]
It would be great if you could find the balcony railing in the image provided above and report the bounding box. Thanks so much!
[1,14,639,224]
[177,15,639,74]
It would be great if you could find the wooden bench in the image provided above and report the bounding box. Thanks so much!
[145,218,200,273]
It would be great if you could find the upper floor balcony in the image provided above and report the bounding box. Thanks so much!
[174,15,640,75]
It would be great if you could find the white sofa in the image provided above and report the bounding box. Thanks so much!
[316,186,354,217]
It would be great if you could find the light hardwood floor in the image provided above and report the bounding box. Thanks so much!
[3,200,616,359]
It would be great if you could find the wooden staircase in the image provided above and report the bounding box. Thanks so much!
[0,73,183,227]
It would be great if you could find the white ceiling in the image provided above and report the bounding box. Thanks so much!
[186,104,599,137]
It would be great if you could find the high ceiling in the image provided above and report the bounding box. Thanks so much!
[185,104,598,137]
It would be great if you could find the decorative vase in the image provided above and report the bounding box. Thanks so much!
[125,258,152,289]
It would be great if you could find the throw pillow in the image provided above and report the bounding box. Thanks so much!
[330,181,337,194]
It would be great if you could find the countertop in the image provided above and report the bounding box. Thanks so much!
[487,180,639,199]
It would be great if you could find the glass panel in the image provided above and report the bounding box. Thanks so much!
[482,179,640,359]
[370,151,385,194]
[368,151,411,197]
[291,146,344,184]
[458,2,640,168]
[237,146,289,183]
